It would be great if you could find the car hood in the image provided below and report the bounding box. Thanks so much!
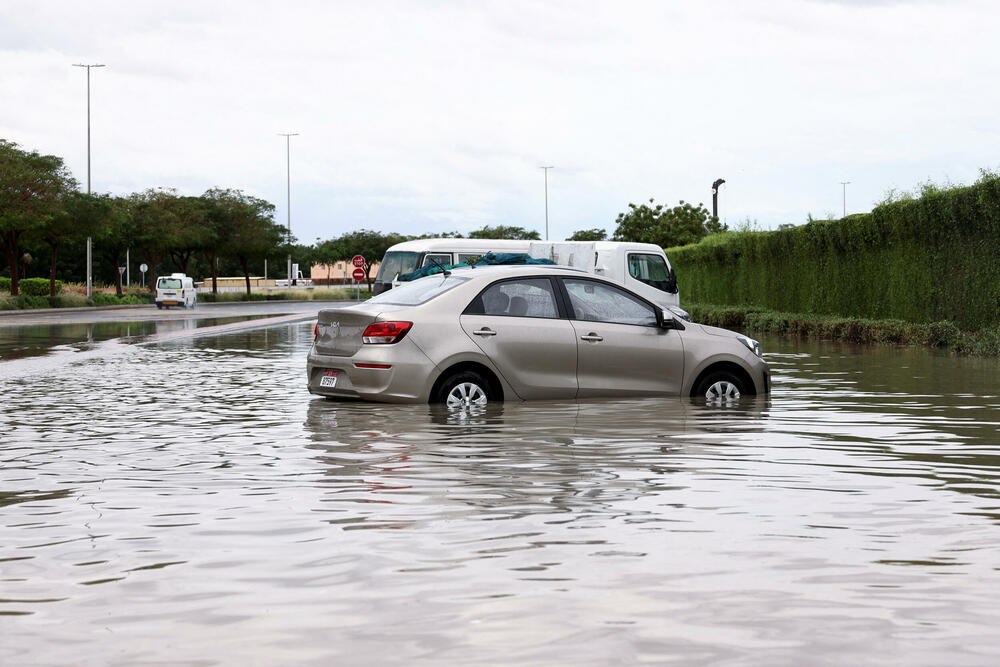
[694,323,744,340]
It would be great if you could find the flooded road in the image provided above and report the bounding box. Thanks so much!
[2,322,1000,664]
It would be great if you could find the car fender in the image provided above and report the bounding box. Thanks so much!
[426,349,523,402]
[682,350,760,396]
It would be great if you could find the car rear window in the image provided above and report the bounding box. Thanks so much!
[367,274,469,306]
[158,279,182,289]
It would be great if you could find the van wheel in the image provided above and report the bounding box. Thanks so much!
[694,372,746,402]
[435,370,493,408]
[156,303,164,310]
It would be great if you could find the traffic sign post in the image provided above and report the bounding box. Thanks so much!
[353,267,365,300]
[139,263,148,289]
[352,255,365,268]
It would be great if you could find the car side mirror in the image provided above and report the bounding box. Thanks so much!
[659,309,678,329]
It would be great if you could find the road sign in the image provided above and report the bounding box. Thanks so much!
[351,255,365,268]
[352,267,366,281]
[139,263,148,273]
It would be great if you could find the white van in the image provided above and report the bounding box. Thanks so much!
[373,238,686,317]
[155,273,197,309]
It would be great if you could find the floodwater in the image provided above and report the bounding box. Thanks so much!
[2,321,1000,665]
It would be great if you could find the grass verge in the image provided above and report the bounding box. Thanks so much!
[687,303,1000,356]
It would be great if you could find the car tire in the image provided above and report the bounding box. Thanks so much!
[156,303,164,310]
[693,371,747,402]
[435,370,494,408]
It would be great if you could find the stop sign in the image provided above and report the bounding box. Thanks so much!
[352,267,366,281]
[351,255,365,268]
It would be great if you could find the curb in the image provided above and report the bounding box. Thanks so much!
[0,299,357,318]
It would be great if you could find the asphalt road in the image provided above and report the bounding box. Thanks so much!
[0,300,354,328]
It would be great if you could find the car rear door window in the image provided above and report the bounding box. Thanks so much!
[563,279,657,326]
[468,279,560,318]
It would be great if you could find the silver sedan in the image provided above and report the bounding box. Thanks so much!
[307,265,769,405]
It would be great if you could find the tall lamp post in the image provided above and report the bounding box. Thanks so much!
[73,63,105,298]
[840,181,850,217]
[540,166,554,240]
[279,132,299,285]
[711,178,726,220]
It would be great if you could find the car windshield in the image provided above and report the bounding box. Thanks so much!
[158,279,182,289]
[367,274,469,306]
[375,251,421,282]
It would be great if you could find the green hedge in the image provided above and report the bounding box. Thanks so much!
[0,277,10,292]
[92,293,150,306]
[669,174,1000,331]
[17,278,62,296]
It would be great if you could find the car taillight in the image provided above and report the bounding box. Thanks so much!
[362,321,412,344]
[314,322,319,342]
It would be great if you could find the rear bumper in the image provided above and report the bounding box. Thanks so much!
[306,343,434,403]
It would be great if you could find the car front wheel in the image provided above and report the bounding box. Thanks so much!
[694,372,747,401]
[435,370,493,408]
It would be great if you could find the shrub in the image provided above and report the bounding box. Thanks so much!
[50,292,91,308]
[669,172,1000,331]
[17,294,51,309]
[0,277,10,291]
[0,295,17,310]
[19,277,61,296]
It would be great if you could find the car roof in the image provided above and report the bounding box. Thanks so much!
[443,264,587,278]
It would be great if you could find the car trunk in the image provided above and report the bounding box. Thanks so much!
[314,305,413,357]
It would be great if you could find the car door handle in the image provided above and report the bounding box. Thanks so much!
[580,333,603,342]
[473,328,498,337]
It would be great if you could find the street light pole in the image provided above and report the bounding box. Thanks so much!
[279,133,299,285]
[711,178,726,220]
[840,181,850,218]
[73,63,105,298]
[541,166,553,240]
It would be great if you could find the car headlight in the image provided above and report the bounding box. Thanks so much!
[665,305,691,321]
[736,334,762,357]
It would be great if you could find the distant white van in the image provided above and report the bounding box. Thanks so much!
[373,238,686,317]
[155,273,197,309]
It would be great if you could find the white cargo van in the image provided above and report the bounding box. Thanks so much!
[155,273,197,309]
[372,238,686,317]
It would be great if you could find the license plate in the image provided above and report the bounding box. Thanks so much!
[320,369,339,388]
[163,301,178,305]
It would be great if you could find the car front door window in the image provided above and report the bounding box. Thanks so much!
[563,279,656,326]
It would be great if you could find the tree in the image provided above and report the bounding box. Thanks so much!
[567,228,607,241]
[0,140,77,295]
[612,198,726,248]
[468,225,541,240]
[335,229,407,292]
[97,196,135,296]
[167,196,209,275]
[313,237,347,284]
[39,192,113,297]
[220,192,283,295]
[200,188,245,294]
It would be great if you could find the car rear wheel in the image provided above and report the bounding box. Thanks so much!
[694,372,746,402]
[436,370,493,408]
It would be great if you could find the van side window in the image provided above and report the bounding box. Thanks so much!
[422,253,452,267]
[457,253,482,265]
[627,253,677,294]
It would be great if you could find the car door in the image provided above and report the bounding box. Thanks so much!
[460,277,578,400]
[560,278,685,397]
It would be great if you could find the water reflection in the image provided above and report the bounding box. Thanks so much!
[2,323,1000,664]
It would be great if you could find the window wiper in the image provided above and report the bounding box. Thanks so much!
[428,257,451,277]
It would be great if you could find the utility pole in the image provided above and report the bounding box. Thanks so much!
[73,63,105,298]
[279,133,299,285]
[711,178,726,220]
[840,181,850,217]
[541,166,553,240]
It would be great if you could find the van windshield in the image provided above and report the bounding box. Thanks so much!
[375,251,420,283]
[158,279,182,289]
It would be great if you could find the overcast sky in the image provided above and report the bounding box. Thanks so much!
[3,0,998,243]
